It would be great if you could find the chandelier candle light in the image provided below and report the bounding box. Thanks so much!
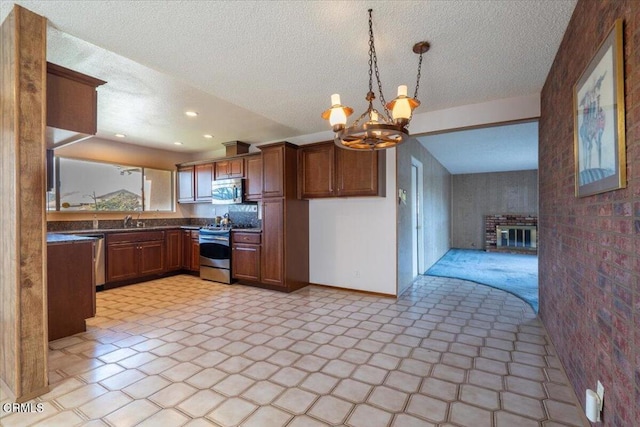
[322,9,429,150]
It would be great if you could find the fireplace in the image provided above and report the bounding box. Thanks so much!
[485,214,538,253]
[496,225,537,250]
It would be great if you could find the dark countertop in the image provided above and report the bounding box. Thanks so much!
[47,233,98,244]
[53,225,197,235]
[48,226,261,241]
[231,228,262,233]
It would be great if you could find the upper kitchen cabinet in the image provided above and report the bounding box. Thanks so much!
[46,62,106,149]
[260,142,299,199]
[177,163,214,203]
[298,141,386,198]
[244,154,263,201]
[195,163,214,201]
[336,147,385,197]
[177,166,195,203]
[298,141,335,198]
[214,158,243,180]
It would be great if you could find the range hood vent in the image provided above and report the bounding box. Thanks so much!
[46,62,106,149]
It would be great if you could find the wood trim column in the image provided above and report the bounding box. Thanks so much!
[0,5,49,402]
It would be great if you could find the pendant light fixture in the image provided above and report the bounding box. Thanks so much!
[322,9,429,150]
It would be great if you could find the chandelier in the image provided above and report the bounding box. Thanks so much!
[322,9,429,150]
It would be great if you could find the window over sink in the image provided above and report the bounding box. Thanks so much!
[47,157,174,212]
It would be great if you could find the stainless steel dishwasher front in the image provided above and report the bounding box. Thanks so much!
[85,234,105,286]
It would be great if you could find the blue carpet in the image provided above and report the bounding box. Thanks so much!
[425,249,538,312]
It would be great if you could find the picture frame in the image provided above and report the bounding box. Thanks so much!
[574,19,626,197]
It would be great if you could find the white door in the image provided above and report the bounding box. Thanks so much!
[411,157,424,276]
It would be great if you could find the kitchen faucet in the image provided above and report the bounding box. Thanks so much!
[123,215,132,228]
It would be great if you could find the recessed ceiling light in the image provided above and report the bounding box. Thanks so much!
[185,111,198,117]
[115,133,126,138]
[174,141,183,145]
[204,134,213,139]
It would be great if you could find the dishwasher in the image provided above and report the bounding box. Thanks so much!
[85,234,105,287]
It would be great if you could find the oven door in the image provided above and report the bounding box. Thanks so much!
[199,231,230,269]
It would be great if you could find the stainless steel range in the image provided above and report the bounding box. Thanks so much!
[199,227,232,284]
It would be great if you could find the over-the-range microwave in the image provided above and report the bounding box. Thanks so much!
[211,178,244,204]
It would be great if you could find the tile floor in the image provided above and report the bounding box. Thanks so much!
[0,274,588,427]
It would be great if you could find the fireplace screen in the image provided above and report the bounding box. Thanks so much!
[496,225,537,250]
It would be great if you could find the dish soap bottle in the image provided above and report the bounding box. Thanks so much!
[92,214,99,229]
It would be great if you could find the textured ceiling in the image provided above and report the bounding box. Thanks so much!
[417,121,539,174]
[0,0,576,171]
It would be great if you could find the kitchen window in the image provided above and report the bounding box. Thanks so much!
[47,157,174,212]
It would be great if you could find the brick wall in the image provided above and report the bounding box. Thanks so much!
[539,1,639,426]
[484,214,537,252]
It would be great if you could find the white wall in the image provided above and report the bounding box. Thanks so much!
[308,149,397,295]
[409,94,541,134]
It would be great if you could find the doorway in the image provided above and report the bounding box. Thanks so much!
[411,157,424,277]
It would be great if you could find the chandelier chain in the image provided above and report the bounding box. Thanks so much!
[414,52,424,100]
[368,9,391,120]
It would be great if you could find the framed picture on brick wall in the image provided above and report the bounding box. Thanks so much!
[573,19,626,198]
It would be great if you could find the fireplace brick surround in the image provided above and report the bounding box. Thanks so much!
[484,214,537,253]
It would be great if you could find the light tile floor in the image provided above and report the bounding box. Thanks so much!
[0,274,588,426]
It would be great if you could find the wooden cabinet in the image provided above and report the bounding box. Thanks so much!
[336,148,385,197]
[182,230,200,272]
[178,162,216,203]
[256,142,309,292]
[260,197,309,292]
[47,240,95,340]
[177,166,195,203]
[298,142,334,198]
[232,232,261,282]
[195,163,214,201]
[215,158,244,180]
[165,229,182,271]
[106,231,165,283]
[261,200,285,287]
[46,62,106,148]
[298,140,386,198]
[260,142,298,199]
[244,154,263,201]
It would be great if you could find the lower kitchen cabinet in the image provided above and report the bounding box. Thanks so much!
[165,229,182,271]
[47,239,95,341]
[261,199,284,287]
[232,232,261,282]
[182,229,200,272]
[106,231,165,283]
[260,197,309,291]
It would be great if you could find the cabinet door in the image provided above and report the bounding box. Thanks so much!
[336,149,384,197]
[232,244,261,281]
[165,230,182,271]
[47,241,94,340]
[228,158,244,178]
[261,145,284,198]
[139,240,165,276]
[195,163,214,201]
[261,199,284,287]
[182,230,193,270]
[177,166,195,202]
[214,161,230,180]
[190,238,200,272]
[299,142,334,198]
[107,242,139,282]
[245,154,262,201]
